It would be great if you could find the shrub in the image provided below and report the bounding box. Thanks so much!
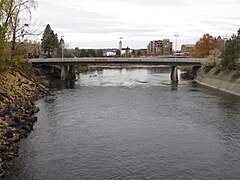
[203,49,222,67]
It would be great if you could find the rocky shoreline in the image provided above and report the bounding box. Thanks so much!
[196,66,240,96]
[0,68,48,178]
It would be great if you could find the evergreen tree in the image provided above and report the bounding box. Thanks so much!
[73,47,81,57]
[86,49,96,57]
[238,28,240,36]
[80,49,87,57]
[54,33,60,48]
[41,24,59,57]
[221,34,240,70]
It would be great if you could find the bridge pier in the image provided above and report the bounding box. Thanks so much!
[75,73,80,79]
[68,65,76,80]
[171,66,178,82]
[61,66,68,80]
[61,65,76,80]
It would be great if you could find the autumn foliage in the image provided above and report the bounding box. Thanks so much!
[192,34,223,58]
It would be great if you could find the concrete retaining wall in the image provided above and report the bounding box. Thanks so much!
[196,67,240,96]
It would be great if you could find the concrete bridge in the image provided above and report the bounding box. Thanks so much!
[30,57,206,81]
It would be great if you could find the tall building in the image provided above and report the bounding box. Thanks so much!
[181,44,195,57]
[147,39,172,56]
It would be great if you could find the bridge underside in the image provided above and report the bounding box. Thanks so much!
[34,64,201,81]
[59,65,180,81]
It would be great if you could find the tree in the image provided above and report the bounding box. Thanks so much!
[192,33,223,58]
[86,49,96,57]
[131,49,136,57]
[221,34,240,70]
[80,49,87,57]
[73,47,81,57]
[123,46,131,57]
[0,0,11,68]
[202,49,222,67]
[115,49,121,57]
[96,49,103,57]
[238,28,240,36]
[8,0,37,60]
[41,24,59,57]
[63,49,74,58]
[0,0,38,62]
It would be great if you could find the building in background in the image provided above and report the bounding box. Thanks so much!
[180,44,195,57]
[136,49,147,57]
[147,39,173,56]
[104,50,116,57]
[121,47,133,57]
[119,40,122,51]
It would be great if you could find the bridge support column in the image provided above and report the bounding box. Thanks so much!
[61,66,68,80]
[61,65,76,80]
[75,73,80,79]
[68,65,76,80]
[171,66,178,82]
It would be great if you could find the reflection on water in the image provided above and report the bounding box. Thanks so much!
[49,79,76,90]
[6,66,240,180]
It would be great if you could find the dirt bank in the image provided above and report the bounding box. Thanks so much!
[196,66,240,96]
[0,67,48,178]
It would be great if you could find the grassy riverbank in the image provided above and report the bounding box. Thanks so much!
[0,67,48,177]
[196,66,240,96]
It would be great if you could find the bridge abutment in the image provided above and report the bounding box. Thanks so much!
[171,66,178,82]
[191,66,201,78]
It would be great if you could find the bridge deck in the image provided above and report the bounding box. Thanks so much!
[30,57,205,66]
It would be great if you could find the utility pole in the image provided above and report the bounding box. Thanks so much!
[174,34,178,59]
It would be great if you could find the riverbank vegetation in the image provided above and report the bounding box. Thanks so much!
[192,33,223,58]
[193,30,240,70]
[196,30,240,96]
[0,0,38,71]
[0,1,50,177]
[177,31,239,73]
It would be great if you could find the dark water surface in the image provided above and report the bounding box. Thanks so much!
[6,67,240,180]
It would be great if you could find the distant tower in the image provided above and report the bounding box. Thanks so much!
[119,37,123,50]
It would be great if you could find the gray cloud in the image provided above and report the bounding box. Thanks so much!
[32,0,240,48]
[104,0,190,7]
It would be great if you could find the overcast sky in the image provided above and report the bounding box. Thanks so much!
[31,0,240,49]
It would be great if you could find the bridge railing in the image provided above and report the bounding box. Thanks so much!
[30,57,206,64]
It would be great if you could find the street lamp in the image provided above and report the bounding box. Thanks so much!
[174,34,178,58]
[60,36,65,61]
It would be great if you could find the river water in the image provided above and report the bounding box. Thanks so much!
[6,66,240,180]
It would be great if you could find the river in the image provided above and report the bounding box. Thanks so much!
[6,66,240,180]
